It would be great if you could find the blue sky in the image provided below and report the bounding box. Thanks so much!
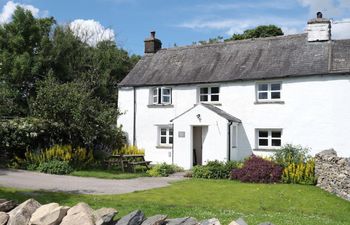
[1,0,350,55]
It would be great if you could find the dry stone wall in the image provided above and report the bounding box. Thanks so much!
[0,198,274,225]
[315,149,350,201]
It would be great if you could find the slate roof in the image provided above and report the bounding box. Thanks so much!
[170,103,241,123]
[119,34,350,87]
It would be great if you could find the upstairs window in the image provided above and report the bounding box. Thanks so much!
[159,126,173,146]
[199,86,220,103]
[152,87,172,105]
[257,83,281,101]
[257,129,282,148]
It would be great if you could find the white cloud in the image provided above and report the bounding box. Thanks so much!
[0,1,41,24]
[297,0,350,17]
[332,18,350,39]
[179,17,304,37]
[69,19,115,46]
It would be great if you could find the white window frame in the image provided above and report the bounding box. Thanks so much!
[158,126,173,146]
[199,86,220,103]
[256,129,282,149]
[151,87,172,105]
[256,82,282,102]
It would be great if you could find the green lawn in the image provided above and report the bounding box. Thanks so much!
[70,169,149,179]
[1,179,349,225]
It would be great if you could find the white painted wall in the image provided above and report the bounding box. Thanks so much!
[118,74,350,168]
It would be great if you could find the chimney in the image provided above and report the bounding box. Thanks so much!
[307,12,331,42]
[144,31,162,53]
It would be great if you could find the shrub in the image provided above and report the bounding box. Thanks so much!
[282,158,317,185]
[37,160,73,175]
[192,160,242,179]
[273,144,311,167]
[22,145,94,169]
[147,163,183,177]
[113,145,145,155]
[231,155,283,183]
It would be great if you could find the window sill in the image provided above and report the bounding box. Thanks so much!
[147,104,174,108]
[253,148,281,152]
[199,102,222,106]
[254,101,284,105]
[156,145,172,149]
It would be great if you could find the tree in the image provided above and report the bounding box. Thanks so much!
[0,7,55,116]
[225,25,283,41]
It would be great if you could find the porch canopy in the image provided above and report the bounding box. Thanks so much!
[170,103,241,169]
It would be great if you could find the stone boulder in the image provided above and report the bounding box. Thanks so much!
[7,198,41,225]
[166,217,198,225]
[60,202,95,225]
[0,212,9,225]
[116,210,145,225]
[200,218,220,225]
[141,215,167,225]
[228,218,248,225]
[94,207,118,225]
[29,202,69,225]
[0,199,17,212]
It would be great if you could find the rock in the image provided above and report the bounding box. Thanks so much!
[258,223,275,225]
[7,198,41,225]
[116,210,145,225]
[166,217,198,225]
[0,200,17,212]
[199,218,220,225]
[228,218,247,225]
[60,202,95,225]
[94,207,118,225]
[0,212,9,225]
[29,202,69,225]
[141,215,167,225]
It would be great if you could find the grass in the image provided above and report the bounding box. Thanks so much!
[1,179,350,225]
[70,169,149,179]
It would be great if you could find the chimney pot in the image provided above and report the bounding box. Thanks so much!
[317,12,323,19]
[151,31,156,39]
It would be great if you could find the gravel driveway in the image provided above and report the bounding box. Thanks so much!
[0,169,185,195]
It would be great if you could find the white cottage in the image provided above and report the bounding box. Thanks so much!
[118,13,350,169]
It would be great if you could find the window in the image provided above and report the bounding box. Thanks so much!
[159,127,173,146]
[152,87,172,105]
[257,83,281,101]
[257,129,282,148]
[199,86,220,102]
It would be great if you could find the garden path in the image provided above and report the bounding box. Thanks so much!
[0,169,186,195]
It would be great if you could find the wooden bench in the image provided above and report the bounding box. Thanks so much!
[105,154,151,172]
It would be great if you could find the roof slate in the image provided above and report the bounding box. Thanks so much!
[119,34,350,87]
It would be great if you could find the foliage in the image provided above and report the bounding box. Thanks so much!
[37,160,73,175]
[147,163,183,177]
[113,145,145,155]
[192,160,242,179]
[2,180,350,225]
[273,144,311,167]
[231,155,283,183]
[22,145,94,169]
[282,158,317,185]
[31,76,124,150]
[0,117,63,158]
[192,36,224,45]
[225,25,283,41]
[0,7,138,157]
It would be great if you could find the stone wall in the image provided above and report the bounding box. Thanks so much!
[315,149,350,201]
[0,198,274,225]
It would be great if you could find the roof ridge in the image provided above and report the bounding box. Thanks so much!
[158,33,308,52]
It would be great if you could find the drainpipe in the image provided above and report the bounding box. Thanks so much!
[227,121,233,161]
[171,123,174,165]
[133,87,136,146]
